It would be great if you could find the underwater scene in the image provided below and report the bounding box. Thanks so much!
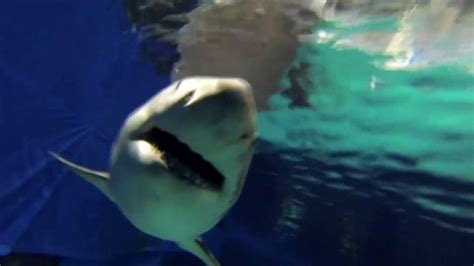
[0,0,473,265]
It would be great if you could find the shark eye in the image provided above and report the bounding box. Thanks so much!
[240,133,250,139]
[183,91,194,103]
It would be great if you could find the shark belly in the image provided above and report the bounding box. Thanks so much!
[108,164,228,241]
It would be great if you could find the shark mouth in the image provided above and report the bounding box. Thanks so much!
[137,127,224,191]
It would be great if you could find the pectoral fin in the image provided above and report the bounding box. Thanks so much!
[49,151,114,202]
[177,237,220,266]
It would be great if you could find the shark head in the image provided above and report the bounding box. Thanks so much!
[112,76,257,195]
[107,76,257,242]
[51,76,257,266]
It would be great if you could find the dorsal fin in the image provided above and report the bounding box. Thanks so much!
[49,152,114,202]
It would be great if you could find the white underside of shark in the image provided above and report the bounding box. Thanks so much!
[51,76,258,266]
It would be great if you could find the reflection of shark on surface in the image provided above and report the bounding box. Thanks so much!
[50,76,258,266]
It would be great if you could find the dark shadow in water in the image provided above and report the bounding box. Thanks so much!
[228,141,474,266]
[0,253,61,266]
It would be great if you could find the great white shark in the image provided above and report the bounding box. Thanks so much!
[50,76,258,266]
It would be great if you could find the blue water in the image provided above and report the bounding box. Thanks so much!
[1,1,473,266]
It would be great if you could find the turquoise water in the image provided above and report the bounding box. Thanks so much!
[226,19,473,265]
[259,20,474,237]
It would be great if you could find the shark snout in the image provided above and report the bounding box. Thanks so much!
[184,77,253,107]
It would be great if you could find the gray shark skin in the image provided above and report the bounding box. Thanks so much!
[50,76,258,266]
